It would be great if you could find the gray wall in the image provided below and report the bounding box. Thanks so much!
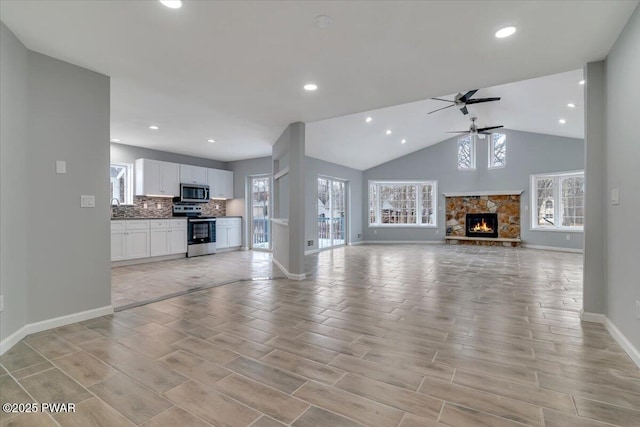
[362,129,585,249]
[304,156,364,251]
[26,51,112,323]
[604,5,640,351]
[110,142,227,170]
[583,61,606,315]
[1,21,112,347]
[0,22,29,342]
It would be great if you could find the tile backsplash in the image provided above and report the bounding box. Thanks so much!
[112,197,226,218]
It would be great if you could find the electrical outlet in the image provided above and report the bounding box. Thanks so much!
[307,240,313,247]
[357,233,362,239]
[0,295,4,312]
[636,300,640,320]
[566,234,571,241]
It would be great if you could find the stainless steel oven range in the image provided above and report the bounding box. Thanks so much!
[173,205,216,257]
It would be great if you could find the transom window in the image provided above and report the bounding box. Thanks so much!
[457,136,475,170]
[369,181,437,227]
[488,133,506,169]
[531,171,584,230]
[110,162,133,205]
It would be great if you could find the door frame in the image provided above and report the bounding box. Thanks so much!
[317,175,349,250]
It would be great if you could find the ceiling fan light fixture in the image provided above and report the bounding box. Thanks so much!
[495,26,517,39]
[159,0,182,9]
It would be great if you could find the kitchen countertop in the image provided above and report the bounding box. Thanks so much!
[111,216,242,220]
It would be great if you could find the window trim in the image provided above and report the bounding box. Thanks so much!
[457,135,476,171]
[368,180,438,228]
[530,170,584,232]
[110,162,134,205]
[488,133,506,170]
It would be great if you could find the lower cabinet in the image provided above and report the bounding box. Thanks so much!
[112,219,187,262]
[216,218,242,250]
[150,220,188,257]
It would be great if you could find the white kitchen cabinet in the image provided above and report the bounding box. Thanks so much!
[135,159,180,197]
[180,164,208,185]
[216,218,242,250]
[111,220,150,261]
[150,219,187,256]
[207,168,234,199]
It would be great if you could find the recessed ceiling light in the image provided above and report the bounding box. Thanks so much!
[207,139,215,143]
[401,139,406,144]
[313,15,333,29]
[159,0,182,9]
[559,119,566,124]
[579,80,585,85]
[149,125,159,130]
[386,130,392,135]
[304,83,318,91]
[567,103,576,108]
[110,139,120,143]
[365,117,372,123]
[495,26,517,38]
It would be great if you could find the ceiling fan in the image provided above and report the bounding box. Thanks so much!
[428,89,501,115]
[447,117,503,136]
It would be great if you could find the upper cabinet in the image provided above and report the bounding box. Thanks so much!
[135,159,180,196]
[180,164,208,185]
[208,168,233,199]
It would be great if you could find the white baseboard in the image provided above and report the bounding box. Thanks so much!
[605,317,640,369]
[362,240,446,245]
[304,249,320,255]
[272,258,305,281]
[0,305,113,356]
[348,241,364,246]
[580,311,606,324]
[581,311,640,369]
[521,244,583,253]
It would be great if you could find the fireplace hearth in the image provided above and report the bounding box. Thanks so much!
[466,213,498,238]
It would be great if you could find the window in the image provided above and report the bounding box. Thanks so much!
[488,133,506,169]
[458,136,475,170]
[110,162,133,205]
[531,171,584,230]
[369,181,437,227]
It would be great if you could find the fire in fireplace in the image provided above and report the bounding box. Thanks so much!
[466,213,498,238]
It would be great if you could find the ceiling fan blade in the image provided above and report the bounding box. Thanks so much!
[428,104,455,114]
[431,97,454,103]
[466,97,501,105]
[459,90,478,103]
[446,131,470,134]
[477,125,504,132]
[460,106,469,115]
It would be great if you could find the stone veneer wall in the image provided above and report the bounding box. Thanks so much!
[112,197,227,218]
[446,195,521,239]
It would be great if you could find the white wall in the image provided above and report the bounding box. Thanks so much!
[362,129,585,249]
[1,23,111,349]
[604,5,640,351]
[111,142,227,170]
[0,22,29,342]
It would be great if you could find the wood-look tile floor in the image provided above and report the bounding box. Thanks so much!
[2,245,639,427]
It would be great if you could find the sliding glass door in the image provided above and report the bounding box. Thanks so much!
[318,177,346,249]
[250,175,271,250]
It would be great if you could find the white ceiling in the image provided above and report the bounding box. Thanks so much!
[1,1,636,168]
[307,69,585,170]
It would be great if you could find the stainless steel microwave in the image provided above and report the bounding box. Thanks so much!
[180,183,210,203]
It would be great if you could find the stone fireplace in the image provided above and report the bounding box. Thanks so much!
[444,191,523,246]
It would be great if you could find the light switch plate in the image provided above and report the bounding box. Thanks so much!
[611,188,620,205]
[56,160,66,174]
[80,195,95,208]
[0,295,4,312]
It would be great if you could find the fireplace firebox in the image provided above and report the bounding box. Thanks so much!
[466,213,498,238]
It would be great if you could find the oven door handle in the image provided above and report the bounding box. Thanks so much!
[189,219,216,223]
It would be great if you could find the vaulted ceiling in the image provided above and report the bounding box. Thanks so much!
[1,1,636,169]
